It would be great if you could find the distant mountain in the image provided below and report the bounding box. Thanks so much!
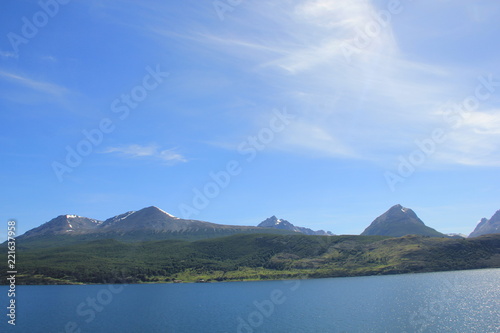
[21,214,102,239]
[446,233,467,239]
[469,210,500,238]
[361,204,446,237]
[258,216,334,236]
[17,206,293,244]
[100,206,223,232]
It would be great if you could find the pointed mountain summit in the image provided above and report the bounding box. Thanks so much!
[100,206,185,232]
[99,206,243,234]
[21,215,102,239]
[361,204,445,237]
[258,216,296,230]
[469,210,500,238]
[258,216,334,235]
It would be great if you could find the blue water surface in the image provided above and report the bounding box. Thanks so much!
[1,268,499,332]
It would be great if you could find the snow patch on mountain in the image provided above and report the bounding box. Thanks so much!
[156,207,179,219]
[258,216,334,236]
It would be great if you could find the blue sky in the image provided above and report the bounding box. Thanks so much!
[1,0,499,239]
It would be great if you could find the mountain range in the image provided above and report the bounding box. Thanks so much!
[19,207,336,245]
[18,206,293,244]
[14,204,500,245]
[5,204,500,285]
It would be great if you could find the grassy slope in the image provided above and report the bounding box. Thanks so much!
[2,233,500,285]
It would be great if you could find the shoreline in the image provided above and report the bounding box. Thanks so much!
[2,266,499,286]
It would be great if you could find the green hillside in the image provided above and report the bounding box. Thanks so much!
[3,233,500,285]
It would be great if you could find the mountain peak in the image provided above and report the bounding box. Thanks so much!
[99,206,183,232]
[384,204,420,221]
[389,204,408,212]
[140,206,178,219]
[258,216,334,236]
[21,214,102,238]
[258,216,293,229]
[469,210,500,237]
[361,205,444,237]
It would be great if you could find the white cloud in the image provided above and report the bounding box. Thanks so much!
[280,121,357,158]
[465,111,500,135]
[102,144,187,164]
[0,70,69,97]
[434,110,500,166]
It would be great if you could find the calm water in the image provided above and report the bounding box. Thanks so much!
[1,269,499,332]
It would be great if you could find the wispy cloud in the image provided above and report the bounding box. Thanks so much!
[0,51,17,59]
[0,70,69,97]
[41,55,58,63]
[435,109,500,166]
[163,0,499,167]
[102,144,187,165]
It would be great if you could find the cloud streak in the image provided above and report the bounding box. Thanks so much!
[0,70,69,97]
[102,144,187,165]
